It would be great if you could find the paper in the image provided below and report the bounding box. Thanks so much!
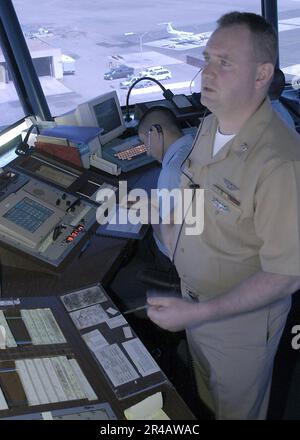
[0,325,6,349]
[20,309,40,345]
[93,343,139,387]
[124,392,170,420]
[68,358,97,401]
[41,358,68,402]
[50,356,79,401]
[70,304,108,330]
[82,329,108,351]
[123,326,133,339]
[16,360,40,406]
[106,314,127,329]
[55,356,87,401]
[33,358,59,403]
[106,307,118,316]
[0,386,8,410]
[34,308,57,344]
[122,338,160,377]
[21,309,66,345]
[42,411,53,420]
[18,355,93,404]
[0,310,17,347]
[61,285,107,312]
[40,309,66,344]
[24,359,50,404]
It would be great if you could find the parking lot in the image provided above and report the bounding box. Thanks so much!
[2,0,300,126]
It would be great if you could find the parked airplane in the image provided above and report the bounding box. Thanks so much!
[161,22,204,42]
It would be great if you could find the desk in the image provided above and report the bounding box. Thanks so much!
[0,235,134,298]
[0,154,196,420]
[0,153,160,299]
[0,293,195,420]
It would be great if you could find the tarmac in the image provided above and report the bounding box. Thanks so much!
[1,0,300,126]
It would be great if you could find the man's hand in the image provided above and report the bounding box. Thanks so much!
[147,296,200,332]
[146,271,300,333]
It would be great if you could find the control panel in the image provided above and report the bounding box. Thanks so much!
[12,153,118,204]
[0,170,97,267]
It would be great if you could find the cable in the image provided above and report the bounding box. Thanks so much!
[15,123,40,156]
[125,76,174,122]
[180,107,208,184]
[170,107,208,263]
[189,67,203,95]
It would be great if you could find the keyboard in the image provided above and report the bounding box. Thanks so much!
[113,143,147,161]
[101,135,155,172]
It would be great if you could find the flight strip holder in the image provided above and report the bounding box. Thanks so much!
[0,296,117,419]
[3,402,116,420]
[60,283,168,400]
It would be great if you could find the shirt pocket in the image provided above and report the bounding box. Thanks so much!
[204,187,242,224]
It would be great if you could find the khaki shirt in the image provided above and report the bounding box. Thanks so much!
[173,98,300,299]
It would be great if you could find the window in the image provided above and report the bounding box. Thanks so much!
[12,0,260,121]
[0,41,26,129]
[0,119,28,166]
[278,0,300,85]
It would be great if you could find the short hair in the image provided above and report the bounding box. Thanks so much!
[138,106,181,136]
[216,11,278,65]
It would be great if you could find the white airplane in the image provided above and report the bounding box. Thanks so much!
[161,22,204,42]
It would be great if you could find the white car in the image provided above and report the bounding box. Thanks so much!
[141,66,172,81]
[119,76,153,89]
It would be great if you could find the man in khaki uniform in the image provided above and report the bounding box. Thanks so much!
[147,12,300,419]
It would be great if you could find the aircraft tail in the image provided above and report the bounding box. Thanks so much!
[166,23,175,34]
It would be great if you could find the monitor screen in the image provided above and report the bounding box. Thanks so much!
[75,91,126,145]
[93,98,121,135]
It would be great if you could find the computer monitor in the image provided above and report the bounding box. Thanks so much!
[54,91,126,146]
[75,91,126,145]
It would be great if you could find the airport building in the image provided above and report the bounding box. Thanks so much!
[0,38,63,84]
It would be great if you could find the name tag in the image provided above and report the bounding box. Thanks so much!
[211,198,229,213]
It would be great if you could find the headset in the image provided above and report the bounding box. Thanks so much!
[148,123,165,161]
[15,123,40,156]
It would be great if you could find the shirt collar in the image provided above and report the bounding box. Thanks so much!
[162,133,194,167]
[197,97,274,164]
[230,97,274,160]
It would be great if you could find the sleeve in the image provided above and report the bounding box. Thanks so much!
[254,160,300,276]
[157,140,192,221]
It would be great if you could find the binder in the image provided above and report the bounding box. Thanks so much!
[35,139,84,168]
[35,125,103,169]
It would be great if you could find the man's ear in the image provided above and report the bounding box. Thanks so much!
[149,124,164,162]
[255,63,274,89]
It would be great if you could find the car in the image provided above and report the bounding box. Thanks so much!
[142,65,166,74]
[135,79,154,89]
[141,66,172,81]
[119,76,153,89]
[104,64,134,80]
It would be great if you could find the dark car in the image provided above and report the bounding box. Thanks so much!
[104,65,134,80]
